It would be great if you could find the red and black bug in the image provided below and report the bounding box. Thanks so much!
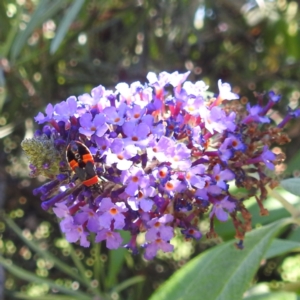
[66,141,101,191]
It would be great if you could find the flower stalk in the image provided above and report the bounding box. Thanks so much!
[21,71,299,259]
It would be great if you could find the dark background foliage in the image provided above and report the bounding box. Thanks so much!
[1,0,300,299]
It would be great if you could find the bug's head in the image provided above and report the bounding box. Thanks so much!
[68,141,80,154]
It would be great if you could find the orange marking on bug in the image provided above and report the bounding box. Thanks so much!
[83,176,99,187]
[82,153,94,164]
[69,160,79,170]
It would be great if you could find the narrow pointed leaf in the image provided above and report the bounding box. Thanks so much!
[11,0,67,60]
[50,0,85,54]
[244,291,299,300]
[265,239,300,259]
[106,230,130,288]
[0,256,91,300]
[2,213,87,287]
[149,219,292,300]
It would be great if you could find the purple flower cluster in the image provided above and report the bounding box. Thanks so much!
[21,71,299,259]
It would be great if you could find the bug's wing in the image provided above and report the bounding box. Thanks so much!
[85,161,97,178]
[73,166,86,181]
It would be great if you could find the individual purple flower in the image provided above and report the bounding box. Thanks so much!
[146,214,174,238]
[152,165,171,184]
[189,125,205,150]
[200,106,234,134]
[210,196,236,221]
[165,142,192,170]
[163,176,185,194]
[122,121,150,148]
[60,217,90,247]
[78,84,108,108]
[105,138,137,170]
[115,82,132,103]
[182,96,204,116]
[121,166,148,196]
[195,187,209,201]
[126,104,146,121]
[79,112,109,137]
[92,135,113,157]
[143,116,164,138]
[34,103,54,124]
[185,164,207,189]
[211,164,235,190]
[98,198,127,230]
[242,104,270,124]
[144,237,174,260]
[218,142,234,162]
[247,146,276,170]
[91,85,106,102]
[78,93,94,106]
[146,136,173,162]
[278,107,300,128]
[219,134,246,162]
[147,71,171,87]
[127,186,156,212]
[217,80,239,101]
[53,202,70,218]
[169,71,190,88]
[181,227,202,239]
[182,80,209,96]
[73,205,99,233]
[95,229,123,249]
[225,134,246,151]
[268,91,281,103]
[144,214,174,259]
[54,96,78,123]
[260,147,276,170]
[130,83,153,109]
[103,103,127,126]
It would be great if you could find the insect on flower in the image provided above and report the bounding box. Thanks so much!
[66,140,102,192]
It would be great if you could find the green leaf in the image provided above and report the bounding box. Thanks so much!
[106,230,130,288]
[0,4,22,57]
[286,150,300,175]
[280,178,300,197]
[244,291,299,300]
[265,239,300,259]
[2,213,89,287]
[50,0,85,54]
[149,219,292,300]
[11,293,87,300]
[0,255,91,300]
[10,0,68,60]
